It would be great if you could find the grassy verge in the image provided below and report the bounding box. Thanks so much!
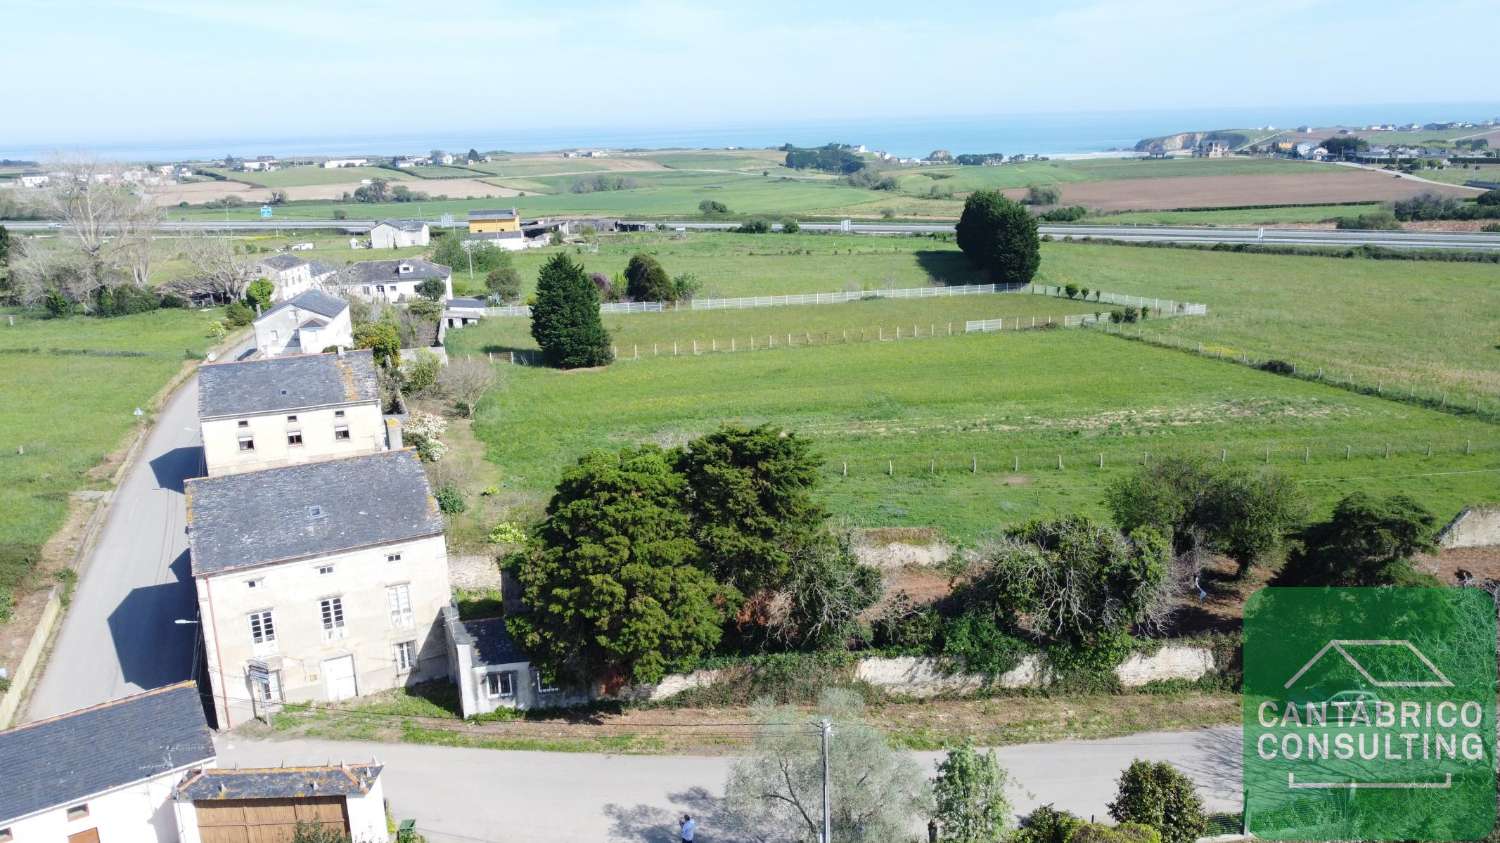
[252,683,1237,755]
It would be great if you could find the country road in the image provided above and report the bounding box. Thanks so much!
[24,357,227,720]
[218,727,1242,843]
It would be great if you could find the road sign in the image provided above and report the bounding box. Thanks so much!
[440,213,454,228]
[247,659,269,683]
[259,205,273,219]
[840,219,852,232]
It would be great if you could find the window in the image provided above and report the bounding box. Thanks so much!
[485,671,516,699]
[395,640,417,672]
[386,552,403,563]
[0,826,11,842]
[66,804,89,821]
[306,505,325,519]
[237,420,249,428]
[320,597,345,640]
[533,669,558,694]
[248,610,275,646]
[334,426,350,440]
[318,565,334,576]
[245,578,263,589]
[238,436,255,451]
[334,410,345,418]
[287,432,304,446]
[286,414,298,423]
[387,584,413,628]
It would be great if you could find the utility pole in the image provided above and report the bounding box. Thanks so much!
[820,718,833,843]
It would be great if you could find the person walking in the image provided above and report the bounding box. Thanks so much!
[680,814,697,842]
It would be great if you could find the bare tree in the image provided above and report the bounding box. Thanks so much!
[9,241,92,306]
[439,357,500,417]
[37,159,162,291]
[164,234,260,302]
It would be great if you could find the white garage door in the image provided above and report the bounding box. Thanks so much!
[323,655,357,701]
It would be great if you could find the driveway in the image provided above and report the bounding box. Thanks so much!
[25,371,206,721]
[217,727,1242,842]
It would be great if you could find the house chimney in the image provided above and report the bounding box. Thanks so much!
[386,417,402,450]
[336,346,345,358]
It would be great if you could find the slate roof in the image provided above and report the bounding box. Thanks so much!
[176,765,382,801]
[197,349,378,420]
[332,258,450,286]
[187,450,443,577]
[256,289,348,323]
[259,254,307,271]
[468,208,518,220]
[375,219,427,232]
[447,297,487,309]
[0,682,214,824]
[446,607,530,666]
[306,259,338,278]
[465,230,524,241]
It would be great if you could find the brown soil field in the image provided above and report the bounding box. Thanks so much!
[152,177,520,206]
[1003,170,1474,211]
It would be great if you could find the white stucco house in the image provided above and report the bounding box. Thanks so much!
[173,764,387,843]
[369,219,430,249]
[322,158,369,169]
[0,682,216,843]
[255,254,314,301]
[444,606,580,716]
[330,258,453,303]
[251,289,353,358]
[187,449,452,730]
[196,349,387,477]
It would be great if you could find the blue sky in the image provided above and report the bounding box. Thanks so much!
[4,0,1498,146]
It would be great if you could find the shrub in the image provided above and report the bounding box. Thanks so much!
[486,264,522,302]
[403,411,448,462]
[697,199,729,216]
[1483,222,1500,232]
[353,320,401,368]
[1024,184,1062,205]
[1107,760,1205,843]
[1015,805,1083,843]
[941,612,1030,677]
[1272,492,1437,587]
[1336,210,1401,230]
[1478,189,1500,206]
[245,278,274,310]
[1064,283,1079,299]
[1258,359,1294,374]
[402,349,442,395]
[416,278,447,301]
[735,218,771,234]
[1039,205,1087,222]
[623,253,674,302]
[1392,192,1464,221]
[223,300,254,327]
[435,485,466,514]
[933,744,1012,843]
[782,218,801,234]
[671,272,702,302]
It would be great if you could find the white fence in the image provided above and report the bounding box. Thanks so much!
[484,283,1020,318]
[966,312,1108,332]
[1028,284,1208,316]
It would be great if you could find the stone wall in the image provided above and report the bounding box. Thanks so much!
[1437,506,1500,549]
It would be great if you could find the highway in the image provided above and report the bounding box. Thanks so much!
[4,218,1500,251]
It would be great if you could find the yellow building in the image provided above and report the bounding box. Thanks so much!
[468,208,521,234]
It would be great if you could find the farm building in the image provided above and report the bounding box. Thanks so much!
[467,208,521,235]
[369,219,430,249]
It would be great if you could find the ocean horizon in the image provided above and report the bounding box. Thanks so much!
[4,102,1498,164]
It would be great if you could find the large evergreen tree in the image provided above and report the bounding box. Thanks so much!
[530,252,612,368]
[623,252,674,302]
[955,190,1040,285]
[503,446,735,685]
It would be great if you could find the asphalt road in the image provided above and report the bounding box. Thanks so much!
[24,367,208,721]
[218,727,1241,842]
[4,217,1500,251]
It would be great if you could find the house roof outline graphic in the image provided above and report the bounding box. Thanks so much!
[1282,639,1454,690]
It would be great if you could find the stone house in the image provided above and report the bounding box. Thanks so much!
[254,255,314,301]
[0,682,216,843]
[251,289,353,358]
[330,259,452,303]
[187,449,451,729]
[196,349,387,477]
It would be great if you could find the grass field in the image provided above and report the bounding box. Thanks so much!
[1035,242,1500,406]
[1387,165,1500,187]
[0,308,221,553]
[463,328,1500,541]
[891,157,1337,195]
[1086,203,1385,226]
[445,294,1111,357]
[204,165,416,188]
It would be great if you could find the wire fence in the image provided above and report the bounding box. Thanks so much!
[1097,322,1500,423]
[1026,284,1210,316]
[484,283,1021,318]
[811,435,1500,482]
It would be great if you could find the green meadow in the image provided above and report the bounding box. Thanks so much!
[1084,203,1385,226]
[0,308,221,552]
[465,329,1500,541]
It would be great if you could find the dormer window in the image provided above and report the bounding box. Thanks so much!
[398,263,413,274]
[306,505,325,519]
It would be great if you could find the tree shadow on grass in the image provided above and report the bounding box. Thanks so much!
[913,250,989,287]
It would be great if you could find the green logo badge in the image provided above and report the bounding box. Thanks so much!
[1244,588,1495,840]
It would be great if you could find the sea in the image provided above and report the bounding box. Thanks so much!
[4,103,1499,163]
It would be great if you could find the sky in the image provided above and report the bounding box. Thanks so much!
[4,0,1499,147]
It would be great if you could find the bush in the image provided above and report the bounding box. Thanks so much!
[223,300,254,327]
[1015,805,1083,843]
[1392,191,1464,221]
[941,612,1030,677]
[1024,184,1061,205]
[1478,189,1500,206]
[1257,359,1294,374]
[698,199,729,216]
[435,485,466,514]
[245,278,275,310]
[1482,222,1500,232]
[1107,760,1205,843]
[353,321,401,368]
[624,253,674,302]
[416,278,447,301]
[1336,210,1401,230]
[1272,492,1437,587]
[402,349,442,395]
[782,218,801,234]
[1039,205,1088,222]
[955,190,1040,285]
[735,218,771,234]
[94,285,164,317]
[486,265,522,302]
